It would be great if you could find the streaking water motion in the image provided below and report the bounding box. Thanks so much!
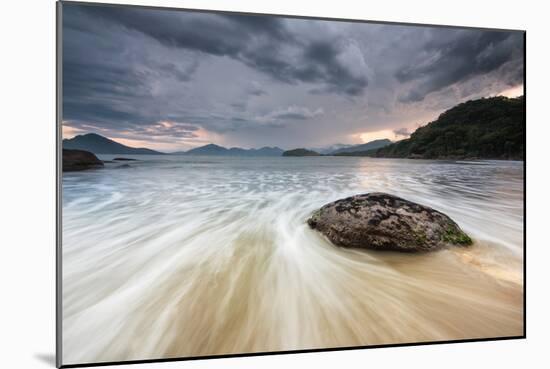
[62,156,523,364]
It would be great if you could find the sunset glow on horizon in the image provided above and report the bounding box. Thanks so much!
[357,129,399,144]
[499,85,524,98]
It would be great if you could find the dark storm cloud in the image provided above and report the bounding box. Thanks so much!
[62,2,373,148]
[78,5,368,96]
[296,41,368,96]
[63,6,151,127]
[396,30,524,102]
[62,3,524,150]
[62,5,209,137]
[82,6,292,56]
[63,61,153,125]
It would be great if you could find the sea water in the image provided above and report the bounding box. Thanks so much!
[62,156,524,364]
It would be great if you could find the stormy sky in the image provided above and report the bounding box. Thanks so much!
[62,3,524,152]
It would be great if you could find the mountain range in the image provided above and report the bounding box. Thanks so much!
[174,143,284,156]
[63,133,285,157]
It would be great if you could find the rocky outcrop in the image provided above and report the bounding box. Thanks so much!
[307,192,472,252]
[63,149,104,172]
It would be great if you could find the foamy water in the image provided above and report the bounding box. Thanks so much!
[62,156,524,365]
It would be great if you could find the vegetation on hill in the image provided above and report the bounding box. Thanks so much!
[371,96,524,160]
[333,149,379,157]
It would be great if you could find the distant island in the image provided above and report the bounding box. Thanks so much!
[282,148,321,157]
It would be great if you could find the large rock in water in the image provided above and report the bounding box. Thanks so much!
[63,149,104,172]
[307,192,472,252]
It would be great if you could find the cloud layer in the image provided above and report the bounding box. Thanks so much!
[62,3,524,150]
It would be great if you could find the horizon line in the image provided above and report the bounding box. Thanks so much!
[62,132,397,154]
